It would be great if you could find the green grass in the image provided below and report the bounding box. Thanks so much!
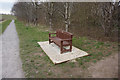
[15,20,118,78]
[0,14,16,20]
[0,20,12,34]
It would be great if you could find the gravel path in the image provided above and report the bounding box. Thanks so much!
[1,20,24,78]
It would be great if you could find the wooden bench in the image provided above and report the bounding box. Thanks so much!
[49,30,73,54]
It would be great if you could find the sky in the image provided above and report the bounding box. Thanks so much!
[0,0,17,14]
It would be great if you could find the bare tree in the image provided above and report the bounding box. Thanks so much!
[42,2,57,30]
[12,2,119,40]
[12,2,33,24]
[94,2,119,37]
[57,2,73,32]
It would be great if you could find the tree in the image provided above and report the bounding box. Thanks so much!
[42,2,57,30]
[56,2,73,32]
[94,2,119,37]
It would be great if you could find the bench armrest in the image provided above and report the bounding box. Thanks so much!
[49,33,56,37]
[49,33,56,34]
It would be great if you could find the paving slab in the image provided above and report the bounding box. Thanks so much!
[38,41,89,64]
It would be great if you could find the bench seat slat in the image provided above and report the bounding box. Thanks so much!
[50,37,70,46]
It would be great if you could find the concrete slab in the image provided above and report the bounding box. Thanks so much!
[37,41,89,64]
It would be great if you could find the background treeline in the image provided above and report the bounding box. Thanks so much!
[11,2,119,42]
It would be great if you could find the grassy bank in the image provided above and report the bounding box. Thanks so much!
[15,20,118,78]
[0,14,16,20]
[0,20,12,34]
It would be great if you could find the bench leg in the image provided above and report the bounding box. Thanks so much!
[60,41,63,54]
[60,46,63,54]
[49,39,51,44]
[70,45,72,52]
[70,40,72,52]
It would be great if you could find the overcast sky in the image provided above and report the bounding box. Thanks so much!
[0,0,16,14]
[0,0,118,14]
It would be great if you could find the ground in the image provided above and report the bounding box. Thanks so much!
[1,20,24,78]
[0,20,12,35]
[15,20,118,78]
[0,19,118,78]
[0,14,16,20]
[85,53,118,78]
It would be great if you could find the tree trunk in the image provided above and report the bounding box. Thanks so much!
[65,2,68,32]
[49,18,52,30]
[65,21,69,32]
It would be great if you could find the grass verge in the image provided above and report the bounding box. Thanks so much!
[0,20,12,35]
[1,14,16,20]
[15,20,118,78]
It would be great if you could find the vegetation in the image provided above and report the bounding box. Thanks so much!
[0,20,12,34]
[15,20,118,78]
[12,2,119,42]
[0,14,16,20]
[0,14,15,35]
[11,1,119,78]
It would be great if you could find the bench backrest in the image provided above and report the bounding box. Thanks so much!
[56,30,73,39]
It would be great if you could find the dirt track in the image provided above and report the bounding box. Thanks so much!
[87,53,118,78]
